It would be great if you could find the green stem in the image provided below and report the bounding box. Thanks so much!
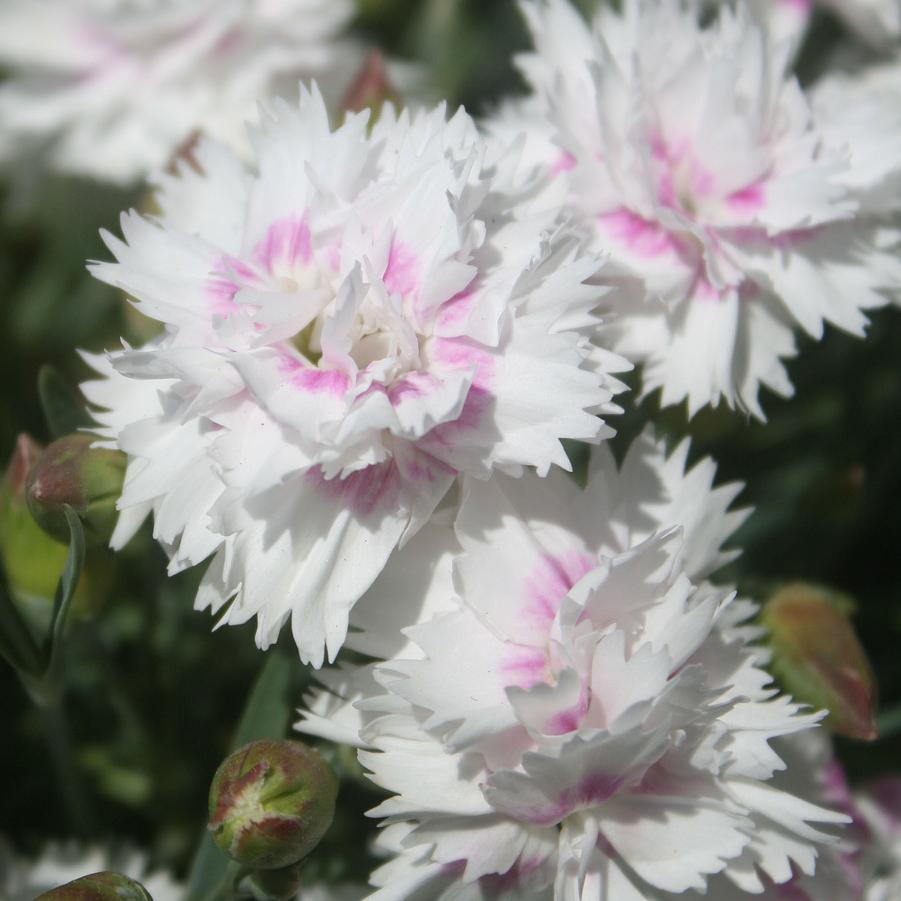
[195,862,247,901]
[39,699,94,837]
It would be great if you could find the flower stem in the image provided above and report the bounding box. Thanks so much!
[195,862,247,901]
[39,698,94,837]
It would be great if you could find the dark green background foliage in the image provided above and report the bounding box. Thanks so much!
[1,0,898,884]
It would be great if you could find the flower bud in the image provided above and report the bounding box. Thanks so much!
[26,434,126,548]
[1,435,105,620]
[208,739,338,870]
[763,582,878,740]
[341,50,400,121]
[35,872,152,901]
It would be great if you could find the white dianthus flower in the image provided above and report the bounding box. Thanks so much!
[82,85,627,667]
[488,0,901,418]
[0,0,362,184]
[298,430,847,899]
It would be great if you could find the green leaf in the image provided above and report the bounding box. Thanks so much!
[38,365,93,439]
[184,651,294,901]
[42,506,86,679]
[0,573,43,677]
[0,505,86,707]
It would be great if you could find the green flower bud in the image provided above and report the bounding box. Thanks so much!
[0,435,107,621]
[208,739,338,870]
[34,871,152,901]
[763,582,878,740]
[26,434,126,548]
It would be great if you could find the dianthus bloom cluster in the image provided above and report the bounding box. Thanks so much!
[62,0,901,897]
[0,0,362,183]
[83,85,626,666]
[299,433,850,898]
[490,0,901,416]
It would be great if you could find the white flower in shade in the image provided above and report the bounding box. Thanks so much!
[0,842,181,901]
[814,0,900,48]
[490,0,901,418]
[82,85,627,666]
[298,430,848,899]
[857,777,901,901]
[0,0,362,184]
[742,0,815,53]
[811,58,901,218]
[720,0,901,53]
[725,730,901,900]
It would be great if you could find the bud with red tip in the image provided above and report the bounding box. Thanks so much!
[35,872,152,901]
[763,582,878,741]
[208,739,338,870]
[26,434,126,547]
[341,50,400,120]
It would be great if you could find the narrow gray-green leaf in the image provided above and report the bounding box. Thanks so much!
[42,505,87,686]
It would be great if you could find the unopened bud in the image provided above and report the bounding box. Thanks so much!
[208,739,338,870]
[35,872,152,901]
[763,582,878,741]
[1,435,109,618]
[341,50,400,121]
[26,434,126,547]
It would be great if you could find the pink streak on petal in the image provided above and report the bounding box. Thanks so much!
[597,209,681,259]
[550,151,577,177]
[420,385,492,449]
[480,856,551,893]
[545,682,590,735]
[393,444,456,487]
[435,283,478,334]
[514,773,626,826]
[384,238,418,298]
[501,646,550,690]
[206,255,262,316]
[690,274,722,304]
[306,462,401,518]
[728,182,765,213]
[206,277,240,316]
[780,0,813,11]
[431,337,495,388]
[276,352,350,394]
[524,551,597,629]
[213,29,242,57]
[387,372,434,404]
[253,216,313,273]
[293,368,350,395]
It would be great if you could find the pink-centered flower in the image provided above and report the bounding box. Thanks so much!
[82,85,627,666]
[298,431,848,899]
[488,0,901,418]
[0,0,362,184]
